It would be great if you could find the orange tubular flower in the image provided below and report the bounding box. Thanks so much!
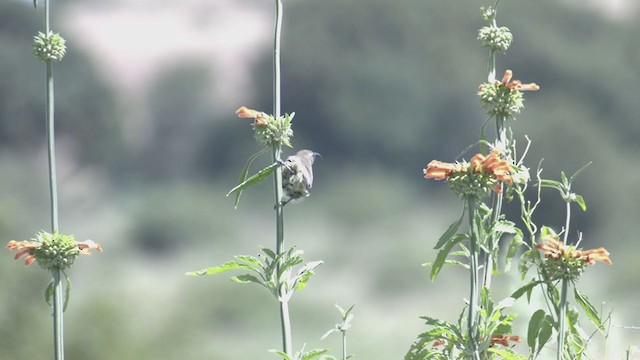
[470,153,486,173]
[78,240,103,255]
[6,240,40,265]
[424,160,460,181]
[490,334,522,347]
[536,236,612,266]
[235,106,267,126]
[502,69,540,92]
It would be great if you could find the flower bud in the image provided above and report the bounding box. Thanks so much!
[478,26,513,53]
[33,31,67,62]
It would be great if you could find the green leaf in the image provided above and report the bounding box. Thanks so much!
[569,162,592,184]
[537,315,554,355]
[539,179,563,191]
[574,289,604,330]
[511,279,543,301]
[227,162,279,206]
[487,348,526,360]
[527,309,546,350]
[301,349,329,360]
[235,255,264,270]
[269,350,292,360]
[504,230,524,272]
[560,171,568,186]
[261,246,277,260]
[574,195,587,212]
[431,234,466,281]
[231,274,264,286]
[186,261,252,276]
[227,146,269,208]
[44,280,54,306]
[433,209,465,250]
[63,272,72,311]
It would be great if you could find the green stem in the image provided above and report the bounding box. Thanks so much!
[44,0,63,359]
[272,0,291,356]
[342,331,347,360]
[557,278,568,360]
[562,201,570,245]
[52,269,64,360]
[466,199,480,360]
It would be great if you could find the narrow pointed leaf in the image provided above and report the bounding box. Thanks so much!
[231,274,264,286]
[574,289,604,330]
[575,195,587,211]
[511,279,543,300]
[44,280,54,306]
[431,233,466,281]
[186,261,252,276]
[228,146,268,208]
[433,209,465,249]
[227,162,279,208]
[63,273,72,311]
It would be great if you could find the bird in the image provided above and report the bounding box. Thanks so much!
[280,149,320,206]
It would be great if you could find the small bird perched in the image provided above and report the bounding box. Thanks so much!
[280,149,321,206]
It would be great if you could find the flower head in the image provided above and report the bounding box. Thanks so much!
[424,149,513,198]
[536,234,611,281]
[478,70,539,118]
[235,106,293,147]
[33,31,66,62]
[6,231,102,270]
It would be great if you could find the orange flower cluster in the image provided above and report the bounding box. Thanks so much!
[490,334,522,347]
[236,106,267,126]
[479,70,540,93]
[423,160,464,181]
[423,149,512,191]
[500,69,540,92]
[469,149,513,185]
[536,236,612,266]
[6,239,102,266]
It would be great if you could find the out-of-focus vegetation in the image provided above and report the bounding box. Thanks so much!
[0,0,638,358]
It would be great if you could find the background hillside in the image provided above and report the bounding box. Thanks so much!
[1,0,639,358]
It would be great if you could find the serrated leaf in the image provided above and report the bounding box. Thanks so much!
[186,261,252,276]
[433,209,465,249]
[261,246,277,260]
[235,255,264,270]
[431,234,466,281]
[301,349,329,359]
[231,274,264,286]
[227,158,277,209]
[574,195,587,211]
[574,289,604,330]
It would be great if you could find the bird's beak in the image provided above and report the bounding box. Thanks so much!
[313,152,322,159]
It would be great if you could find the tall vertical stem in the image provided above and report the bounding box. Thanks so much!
[342,331,347,360]
[43,1,63,359]
[272,0,292,355]
[557,278,568,360]
[466,199,480,360]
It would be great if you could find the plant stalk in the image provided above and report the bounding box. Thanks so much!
[557,278,568,360]
[466,199,481,360]
[272,0,292,355]
[342,331,347,360]
[44,0,63,359]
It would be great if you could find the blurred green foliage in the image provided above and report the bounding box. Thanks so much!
[0,0,638,358]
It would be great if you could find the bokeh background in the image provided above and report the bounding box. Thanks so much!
[1,0,639,358]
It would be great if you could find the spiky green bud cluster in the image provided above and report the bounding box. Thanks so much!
[32,231,79,271]
[478,82,524,118]
[253,113,294,148]
[447,169,496,200]
[540,251,587,282]
[33,31,67,62]
[478,26,513,53]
